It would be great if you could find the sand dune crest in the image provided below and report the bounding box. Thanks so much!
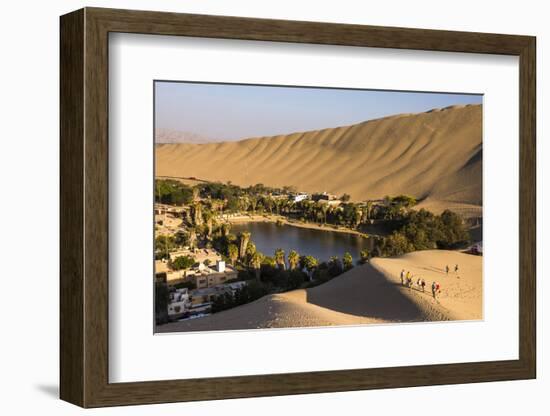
[156,105,482,216]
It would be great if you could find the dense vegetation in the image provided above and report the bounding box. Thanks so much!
[170,255,195,270]
[155,179,194,205]
[154,179,472,319]
[155,179,426,231]
[374,209,470,256]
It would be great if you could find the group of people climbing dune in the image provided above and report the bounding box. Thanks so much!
[399,263,459,300]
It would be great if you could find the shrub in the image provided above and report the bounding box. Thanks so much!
[359,248,370,264]
[288,269,307,289]
[155,179,194,205]
[328,256,343,277]
[343,252,354,270]
[383,231,415,256]
[375,208,470,257]
[170,255,195,270]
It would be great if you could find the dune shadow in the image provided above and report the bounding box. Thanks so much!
[306,264,427,322]
[416,265,447,274]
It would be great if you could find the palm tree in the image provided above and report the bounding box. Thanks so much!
[203,209,215,239]
[265,197,274,214]
[192,187,200,202]
[366,200,373,221]
[320,203,329,224]
[238,231,251,260]
[192,202,203,226]
[245,241,257,265]
[251,251,264,281]
[353,207,362,228]
[221,222,231,237]
[249,196,258,213]
[228,244,239,266]
[274,199,282,215]
[329,256,342,275]
[360,248,370,264]
[315,203,324,224]
[274,248,286,270]
[288,250,299,271]
[188,227,197,249]
[210,199,224,220]
[303,255,318,281]
[238,196,249,213]
[343,252,354,270]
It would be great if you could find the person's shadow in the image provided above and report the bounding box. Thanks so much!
[35,384,58,399]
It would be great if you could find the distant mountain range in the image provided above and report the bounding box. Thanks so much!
[155,105,482,217]
[155,129,214,144]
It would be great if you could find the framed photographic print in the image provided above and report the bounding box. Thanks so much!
[60,7,536,408]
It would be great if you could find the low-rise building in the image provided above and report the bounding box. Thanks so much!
[167,288,191,321]
[165,269,187,284]
[191,260,238,289]
[193,270,235,289]
[169,247,221,265]
[189,286,230,306]
[155,248,237,287]
[291,192,309,203]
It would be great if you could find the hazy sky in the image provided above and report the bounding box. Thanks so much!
[155,81,482,141]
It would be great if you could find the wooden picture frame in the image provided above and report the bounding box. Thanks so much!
[60,7,536,408]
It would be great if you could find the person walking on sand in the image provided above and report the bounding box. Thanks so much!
[445,265,449,275]
[407,274,413,288]
[432,281,437,299]
[421,279,426,292]
[455,264,459,273]
[400,269,405,285]
[416,278,422,290]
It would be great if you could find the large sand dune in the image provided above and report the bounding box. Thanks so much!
[156,104,482,215]
[156,250,482,333]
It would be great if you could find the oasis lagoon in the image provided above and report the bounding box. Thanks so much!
[231,222,370,264]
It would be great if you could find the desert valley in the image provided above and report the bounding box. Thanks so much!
[154,103,483,332]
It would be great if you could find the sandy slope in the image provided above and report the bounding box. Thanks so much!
[156,250,482,333]
[156,104,482,215]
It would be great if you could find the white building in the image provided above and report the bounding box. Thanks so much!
[167,288,191,321]
[292,193,309,203]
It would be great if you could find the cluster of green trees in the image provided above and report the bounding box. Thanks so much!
[154,179,471,318]
[211,225,360,294]
[155,179,194,205]
[375,209,470,256]
[211,249,359,313]
[156,179,423,232]
[211,280,269,313]
[155,230,191,259]
[170,255,195,270]
[154,235,176,260]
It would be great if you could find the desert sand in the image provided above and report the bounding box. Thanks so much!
[156,250,482,333]
[156,104,482,217]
